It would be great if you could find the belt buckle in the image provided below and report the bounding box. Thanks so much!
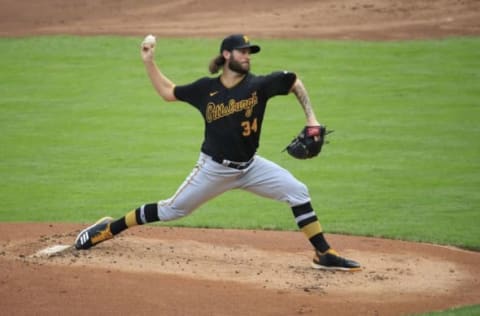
[221,160,231,167]
[217,157,253,170]
[235,158,253,170]
[232,162,244,169]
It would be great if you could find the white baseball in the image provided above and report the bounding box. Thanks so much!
[143,34,156,45]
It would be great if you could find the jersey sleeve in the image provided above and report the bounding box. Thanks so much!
[262,71,297,99]
[174,77,211,106]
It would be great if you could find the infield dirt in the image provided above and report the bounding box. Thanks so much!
[1,0,479,315]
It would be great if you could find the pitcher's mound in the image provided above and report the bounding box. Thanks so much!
[0,223,479,315]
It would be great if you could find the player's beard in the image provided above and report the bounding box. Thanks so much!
[228,56,250,75]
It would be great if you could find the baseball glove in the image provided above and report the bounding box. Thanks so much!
[284,125,331,159]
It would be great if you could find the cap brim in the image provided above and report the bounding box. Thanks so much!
[236,44,261,54]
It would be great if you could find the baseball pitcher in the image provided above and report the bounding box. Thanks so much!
[75,34,361,271]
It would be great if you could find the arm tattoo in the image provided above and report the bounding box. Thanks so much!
[292,80,315,121]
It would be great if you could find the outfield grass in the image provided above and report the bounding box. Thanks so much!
[0,36,479,252]
[416,305,480,316]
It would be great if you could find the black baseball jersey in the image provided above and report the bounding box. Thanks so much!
[174,71,297,162]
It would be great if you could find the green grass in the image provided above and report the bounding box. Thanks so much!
[0,36,479,251]
[415,305,480,316]
[0,35,479,315]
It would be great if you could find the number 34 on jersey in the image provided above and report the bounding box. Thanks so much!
[241,118,258,136]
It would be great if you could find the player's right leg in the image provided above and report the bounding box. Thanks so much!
[75,202,167,250]
[75,153,235,250]
[75,217,114,250]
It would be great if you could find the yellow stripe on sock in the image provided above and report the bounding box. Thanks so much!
[301,221,323,239]
[125,210,138,227]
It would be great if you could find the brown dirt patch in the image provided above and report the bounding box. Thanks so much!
[0,0,479,39]
[1,223,479,316]
[1,1,480,315]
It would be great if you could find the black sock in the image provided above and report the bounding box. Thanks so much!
[110,203,160,235]
[292,202,330,253]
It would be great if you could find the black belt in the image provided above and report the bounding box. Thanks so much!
[211,156,254,170]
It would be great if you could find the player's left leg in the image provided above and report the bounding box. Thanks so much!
[239,155,361,271]
[238,156,330,250]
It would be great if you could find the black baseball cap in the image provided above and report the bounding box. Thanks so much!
[220,34,261,54]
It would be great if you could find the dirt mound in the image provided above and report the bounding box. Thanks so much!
[1,223,479,315]
[1,0,479,39]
